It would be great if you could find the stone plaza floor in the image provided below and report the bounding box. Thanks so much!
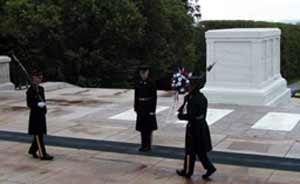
[1,141,300,184]
[1,83,300,183]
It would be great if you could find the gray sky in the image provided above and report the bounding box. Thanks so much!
[201,0,300,21]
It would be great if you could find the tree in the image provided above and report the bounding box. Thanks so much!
[0,0,199,89]
[0,0,64,82]
[134,0,197,81]
[63,0,145,87]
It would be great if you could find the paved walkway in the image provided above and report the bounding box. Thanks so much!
[1,141,300,184]
[1,86,300,158]
[1,84,300,183]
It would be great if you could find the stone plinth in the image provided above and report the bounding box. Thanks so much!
[202,28,290,106]
[0,56,14,90]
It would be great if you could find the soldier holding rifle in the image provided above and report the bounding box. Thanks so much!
[27,69,54,160]
[176,72,216,180]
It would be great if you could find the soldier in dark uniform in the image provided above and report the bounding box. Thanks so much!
[27,69,53,160]
[176,74,216,179]
[134,65,157,152]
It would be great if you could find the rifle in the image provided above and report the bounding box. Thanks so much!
[10,52,43,102]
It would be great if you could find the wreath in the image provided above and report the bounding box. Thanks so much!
[171,68,192,94]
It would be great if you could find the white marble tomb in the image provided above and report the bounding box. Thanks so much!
[202,28,291,106]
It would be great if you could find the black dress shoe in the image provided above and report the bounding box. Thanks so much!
[202,167,216,180]
[41,154,54,161]
[176,169,191,179]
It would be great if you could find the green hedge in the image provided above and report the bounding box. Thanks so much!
[195,20,300,83]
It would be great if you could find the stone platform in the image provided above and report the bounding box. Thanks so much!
[1,141,300,184]
[1,85,300,183]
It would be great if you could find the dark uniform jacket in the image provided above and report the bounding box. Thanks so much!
[134,79,157,132]
[26,85,47,135]
[178,90,212,154]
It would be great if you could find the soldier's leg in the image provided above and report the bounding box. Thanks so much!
[146,131,152,149]
[29,136,37,153]
[185,152,196,176]
[177,152,196,178]
[177,125,195,178]
[139,131,147,151]
[36,134,46,158]
[198,152,215,170]
[28,136,38,158]
[139,131,152,151]
[140,131,146,148]
[36,134,54,160]
[198,152,216,179]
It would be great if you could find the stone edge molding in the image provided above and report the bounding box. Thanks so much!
[0,56,14,90]
[202,28,291,106]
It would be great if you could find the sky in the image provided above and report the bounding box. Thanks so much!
[200,0,300,22]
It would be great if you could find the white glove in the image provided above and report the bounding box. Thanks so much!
[149,112,155,116]
[37,102,46,108]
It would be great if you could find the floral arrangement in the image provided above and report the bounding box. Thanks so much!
[171,68,192,94]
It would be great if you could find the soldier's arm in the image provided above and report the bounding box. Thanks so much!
[177,113,188,120]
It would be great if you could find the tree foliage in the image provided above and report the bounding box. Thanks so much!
[0,0,197,89]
